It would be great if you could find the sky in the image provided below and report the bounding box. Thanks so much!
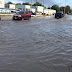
[5,0,72,7]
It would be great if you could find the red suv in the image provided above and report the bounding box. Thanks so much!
[13,11,31,20]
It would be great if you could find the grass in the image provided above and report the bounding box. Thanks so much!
[0,15,13,16]
[0,15,13,18]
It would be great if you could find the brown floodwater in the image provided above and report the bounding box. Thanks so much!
[0,15,72,72]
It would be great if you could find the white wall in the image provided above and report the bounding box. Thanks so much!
[15,5,31,11]
[32,6,44,13]
[37,6,44,13]
[9,4,15,9]
[0,0,5,8]
[44,9,56,15]
[15,5,25,11]
[32,8,35,13]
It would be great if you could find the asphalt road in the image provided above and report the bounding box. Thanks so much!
[0,15,72,72]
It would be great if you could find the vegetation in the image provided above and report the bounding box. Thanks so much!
[6,1,72,13]
[60,6,65,12]
[65,5,71,13]
[51,5,71,13]
[48,7,51,9]
[51,5,60,12]
[16,3,21,5]
[33,2,46,8]
[7,2,13,4]
[22,2,31,5]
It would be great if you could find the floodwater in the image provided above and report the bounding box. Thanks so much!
[0,15,72,72]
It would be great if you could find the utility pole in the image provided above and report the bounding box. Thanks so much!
[31,0,33,11]
[36,0,37,13]
[43,0,44,15]
[64,0,66,14]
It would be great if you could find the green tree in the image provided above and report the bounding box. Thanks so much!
[60,6,65,12]
[7,2,13,4]
[65,5,70,13]
[16,3,21,5]
[51,5,60,12]
[33,2,43,6]
[33,2,46,8]
[22,2,31,5]
[48,7,51,9]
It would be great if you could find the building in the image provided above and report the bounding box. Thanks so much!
[44,9,56,15]
[15,5,31,11]
[5,4,56,15]
[0,0,5,8]
[32,6,44,13]
[5,4,15,9]
[32,6,56,15]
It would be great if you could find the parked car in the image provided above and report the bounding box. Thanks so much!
[9,9,16,13]
[0,8,11,13]
[0,8,5,13]
[55,11,64,19]
[13,11,31,20]
[16,10,21,13]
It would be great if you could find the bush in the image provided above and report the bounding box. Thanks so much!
[46,14,49,16]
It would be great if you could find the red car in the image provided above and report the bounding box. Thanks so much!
[13,11,31,20]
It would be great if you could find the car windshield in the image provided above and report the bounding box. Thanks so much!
[16,12,24,14]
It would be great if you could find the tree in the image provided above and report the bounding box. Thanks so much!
[7,2,13,4]
[32,2,46,8]
[22,2,31,5]
[51,5,60,12]
[65,5,70,13]
[33,2,43,6]
[16,3,21,5]
[60,6,65,12]
[48,7,51,9]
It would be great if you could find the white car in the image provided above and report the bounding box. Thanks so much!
[0,8,5,13]
[16,10,21,13]
[9,9,16,13]
[0,8,11,13]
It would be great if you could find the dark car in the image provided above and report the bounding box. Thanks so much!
[29,11,36,15]
[13,11,31,20]
[55,11,64,19]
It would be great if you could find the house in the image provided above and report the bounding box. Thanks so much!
[0,0,5,8]
[32,6,44,13]
[15,5,31,11]
[5,4,15,9]
[32,6,56,15]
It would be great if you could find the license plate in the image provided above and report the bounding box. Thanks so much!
[15,17,17,19]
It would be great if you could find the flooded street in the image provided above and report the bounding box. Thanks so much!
[0,15,72,72]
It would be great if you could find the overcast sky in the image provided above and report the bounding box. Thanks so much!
[6,0,72,7]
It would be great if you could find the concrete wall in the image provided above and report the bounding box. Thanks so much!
[0,0,5,8]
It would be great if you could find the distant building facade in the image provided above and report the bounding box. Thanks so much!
[0,0,5,8]
[15,5,31,11]
[32,6,56,15]
[5,4,15,9]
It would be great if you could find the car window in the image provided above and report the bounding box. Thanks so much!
[25,12,28,14]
